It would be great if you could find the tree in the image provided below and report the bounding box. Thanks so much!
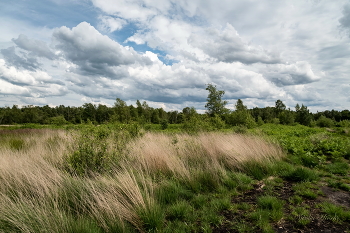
[295,104,312,126]
[275,100,286,114]
[228,99,256,128]
[205,84,228,116]
[114,98,131,123]
[235,99,247,111]
[182,107,197,120]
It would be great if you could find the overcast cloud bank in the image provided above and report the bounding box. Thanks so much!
[0,0,349,112]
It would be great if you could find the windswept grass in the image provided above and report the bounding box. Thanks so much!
[0,128,285,232]
[126,132,284,180]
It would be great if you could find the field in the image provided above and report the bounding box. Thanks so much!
[0,124,350,233]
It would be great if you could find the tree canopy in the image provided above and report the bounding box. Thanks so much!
[205,84,228,116]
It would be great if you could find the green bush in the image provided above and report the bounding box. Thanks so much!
[65,124,138,176]
[316,116,334,128]
[160,120,168,130]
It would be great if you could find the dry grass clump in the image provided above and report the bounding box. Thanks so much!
[127,133,191,179]
[89,171,158,232]
[127,132,284,178]
[0,129,71,200]
[0,129,161,232]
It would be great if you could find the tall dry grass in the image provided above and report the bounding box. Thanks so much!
[0,129,284,232]
[0,129,159,232]
[126,132,284,179]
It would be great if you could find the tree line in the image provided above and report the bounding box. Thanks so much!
[0,84,349,127]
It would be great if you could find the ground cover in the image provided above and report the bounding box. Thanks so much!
[0,123,349,232]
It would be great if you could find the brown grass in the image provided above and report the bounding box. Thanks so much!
[126,132,284,178]
[0,129,284,232]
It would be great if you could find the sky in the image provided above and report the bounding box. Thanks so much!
[0,0,349,112]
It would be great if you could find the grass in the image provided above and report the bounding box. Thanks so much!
[0,124,350,232]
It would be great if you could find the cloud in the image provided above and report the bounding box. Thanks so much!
[263,61,321,86]
[31,83,69,97]
[52,22,152,78]
[0,79,31,96]
[339,4,350,36]
[0,59,44,85]
[1,46,40,71]
[98,15,127,32]
[189,24,281,64]
[63,52,285,106]
[12,34,56,60]
[91,0,159,21]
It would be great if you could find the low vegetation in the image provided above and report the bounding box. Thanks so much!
[0,122,349,233]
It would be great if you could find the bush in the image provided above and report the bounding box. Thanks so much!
[160,120,168,130]
[316,116,334,128]
[65,125,135,176]
[48,116,68,126]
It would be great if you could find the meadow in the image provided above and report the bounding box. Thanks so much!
[0,123,349,233]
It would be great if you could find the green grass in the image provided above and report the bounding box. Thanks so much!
[325,161,350,175]
[290,206,311,227]
[318,202,350,223]
[293,182,321,200]
[282,167,319,182]
[1,124,350,232]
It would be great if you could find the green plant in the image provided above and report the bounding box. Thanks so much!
[325,162,349,175]
[249,209,274,233]
[293,182,320,199]
[210,196,231,212]
[9,138,25,151]
[318,202,350,223]
[160,120,168,130]
[288,195,303,205]
[226,172,253,192]
[156,180,193,205]
[138,203,164,232]
[291,206,311,226]
[282,167,319,182]
[166,201,193,221]
[241,160,274,180]
[327,179,350,191]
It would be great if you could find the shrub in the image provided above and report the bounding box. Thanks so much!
[160,120,168,130]
[316,116,334,128]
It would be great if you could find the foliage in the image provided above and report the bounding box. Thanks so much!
[295,104,312,126]
[227,99,257,128]
[48,116,68,126]
[316,115,334,128]
[65,124,141,176]
[205,84,228,116]
[1,123,350,232]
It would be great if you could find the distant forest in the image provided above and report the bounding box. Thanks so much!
[0,98,349,128]
[0,85,349,127]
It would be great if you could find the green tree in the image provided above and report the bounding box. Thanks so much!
[295,104,312,126]
[275,99,286,115]
[82,103,97,123]
[228,99,256,128]
[235,99,246,112]
[114,98,131,123]
[205,84,228,116]
[182,107,197,121]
